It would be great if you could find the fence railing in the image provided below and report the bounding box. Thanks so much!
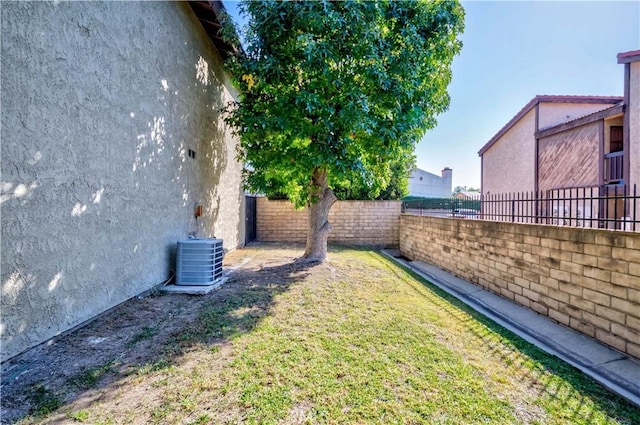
[604,151,624,183]
[402,185,639,232]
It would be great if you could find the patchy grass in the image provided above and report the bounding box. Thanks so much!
[11,246,640,424]
[25,384,62,417]
[69,363,114,390]
[126,325,158,348]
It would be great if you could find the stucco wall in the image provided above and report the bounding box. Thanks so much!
[400,215,640,359]
[482,109,536,194]
[538,102,617,130]
[630,62,640,189]
[407,168,452,198]
[629,61,640,226]
[1,2,244,361]
[257,198,401,246]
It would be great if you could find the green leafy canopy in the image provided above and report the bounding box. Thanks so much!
[222,0,464,207]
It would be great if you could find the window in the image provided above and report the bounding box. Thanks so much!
[610,126,623,153]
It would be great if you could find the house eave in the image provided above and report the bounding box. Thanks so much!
[189,1,240,58]
[617,50,640,64]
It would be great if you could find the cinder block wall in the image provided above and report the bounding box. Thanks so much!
[400,215,640,359]
[257,198,400,246]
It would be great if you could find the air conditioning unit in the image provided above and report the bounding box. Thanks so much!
[175,238,223,286]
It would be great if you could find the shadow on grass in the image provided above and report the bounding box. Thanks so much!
[376,252,640,423]
[1,251,316,424]
[166,260,315,351]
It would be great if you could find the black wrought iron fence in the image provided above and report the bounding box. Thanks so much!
[402,185,639,232]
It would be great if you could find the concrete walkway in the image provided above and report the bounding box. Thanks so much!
[381,250,640,408]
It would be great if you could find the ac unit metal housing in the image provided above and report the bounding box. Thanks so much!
[175,238,223,286]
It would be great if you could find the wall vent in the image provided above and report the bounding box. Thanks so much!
[175,238,223,286]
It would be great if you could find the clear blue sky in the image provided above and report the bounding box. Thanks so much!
[224,1,639,190]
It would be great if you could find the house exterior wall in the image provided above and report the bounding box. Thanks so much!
[407,168,452,198]
[482,109,536,194]
[630,62,640,189]
[538,102,617,130]
[400,215,640,360]
[1,2,244,361]
[257,198,401,246]
[538,121,600,191]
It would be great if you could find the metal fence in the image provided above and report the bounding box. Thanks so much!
[402,185,639,232]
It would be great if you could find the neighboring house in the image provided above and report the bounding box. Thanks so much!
[453,191,480,200]
[478,50,640,225]
[408,167,453,198]
[1,1,245,361]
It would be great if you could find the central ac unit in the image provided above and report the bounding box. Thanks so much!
[175,238,223,286]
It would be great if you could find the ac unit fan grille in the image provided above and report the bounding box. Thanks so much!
[176,238,223,286]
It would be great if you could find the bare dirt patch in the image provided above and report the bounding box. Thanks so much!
[0,243,303,424]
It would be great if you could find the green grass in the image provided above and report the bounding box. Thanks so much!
[69,363,114,389]
[18,246,640,424]
[25,384,62,417]
[126,325,158,347]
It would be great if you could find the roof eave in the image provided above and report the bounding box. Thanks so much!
[617,50,640,64]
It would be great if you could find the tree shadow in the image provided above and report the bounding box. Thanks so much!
[0,248,316,424]
[166,259,315,351]
[382,255,640,423]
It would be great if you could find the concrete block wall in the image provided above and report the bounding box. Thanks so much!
[400,215,640,359]
[257,198,401,246]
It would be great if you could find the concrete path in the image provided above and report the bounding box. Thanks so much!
[381,250,640,408]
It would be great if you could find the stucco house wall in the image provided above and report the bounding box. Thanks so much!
[537,102,618,130]
[481,109,536,194]
[1,2,244,361]
[627,61,640,222]
[629,61,640,190]
[407,168,452,198]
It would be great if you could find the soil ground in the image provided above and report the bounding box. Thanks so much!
[0,243,302,424]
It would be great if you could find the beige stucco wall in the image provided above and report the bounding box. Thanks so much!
[1,2,244,361]
[538,102,617,130]
[482,109,536,194]
[629,62,640,189]
[629,61,640,225]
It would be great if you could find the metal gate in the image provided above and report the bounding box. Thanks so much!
[245,195,257,245]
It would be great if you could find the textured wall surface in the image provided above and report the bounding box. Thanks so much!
[538,121,600,191]
[482,109,536,194]
[630,62,640,190]
[257,198,401,246]
[537,102,617,130]
[407,168,452,198]
[400,215,640,359]
[1,2,244,361]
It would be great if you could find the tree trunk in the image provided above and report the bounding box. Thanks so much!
[303,167,337,262]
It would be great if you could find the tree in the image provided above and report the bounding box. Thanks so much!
[222,0,464,262]
[333,150,415,201]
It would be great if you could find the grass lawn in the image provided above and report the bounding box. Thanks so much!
[14,245,640,424]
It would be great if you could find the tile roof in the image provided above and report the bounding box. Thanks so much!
[477,95,623,156]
